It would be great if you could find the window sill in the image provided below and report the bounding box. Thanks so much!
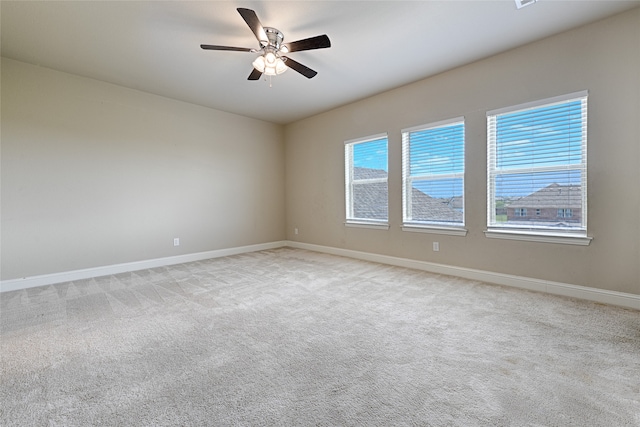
[402,225,468,236]
[345,221,390,230]
[484,229,592,246]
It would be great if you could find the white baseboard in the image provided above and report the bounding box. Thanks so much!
[0,241,287,293]
[286,241,640,311]
[3,240,638,311]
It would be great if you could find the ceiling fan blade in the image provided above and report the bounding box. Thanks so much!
[282,34,331,53]
[248,68,263,80]
[237,8,268,46]
[200,44,253,52]
[282,57,318,79]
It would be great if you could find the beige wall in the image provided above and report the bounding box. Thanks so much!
[1,58,285,280]
[285,9,640,295]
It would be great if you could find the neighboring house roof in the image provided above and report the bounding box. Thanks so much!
[352,167,462,222]
[353,167,388,180]
[352,167,388,219]
[353,181,388,219]
[506,183,581,209]
[410,189,463,222]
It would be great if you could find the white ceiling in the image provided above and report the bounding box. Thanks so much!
[2,1,638,124]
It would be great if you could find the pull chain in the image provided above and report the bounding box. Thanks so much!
[261,74,274,88]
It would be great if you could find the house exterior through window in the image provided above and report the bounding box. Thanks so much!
[487,91,588,236]
[401,117,465,229]
[344,134,389,225]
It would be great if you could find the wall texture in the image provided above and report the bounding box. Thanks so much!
[1,58,285,280]
[284,9,640,295]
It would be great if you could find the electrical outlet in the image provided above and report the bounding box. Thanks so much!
[173,238,180,247]
[433,242,439,252]
[294,228,299,235]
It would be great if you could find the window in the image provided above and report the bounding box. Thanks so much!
[487,91,588,239]
[558,208,573,218]
[402,118,465,229]
[344,134,388,225]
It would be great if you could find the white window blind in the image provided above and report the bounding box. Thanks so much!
[487,91,588,234]
[402,118,465,227]
[345,134,388,223]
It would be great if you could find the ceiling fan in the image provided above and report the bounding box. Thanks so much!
[200,8,331,80]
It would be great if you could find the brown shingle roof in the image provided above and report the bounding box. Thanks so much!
[409,189,463,222]
[352,167,462,222]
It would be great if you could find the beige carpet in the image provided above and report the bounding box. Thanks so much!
[1,248,639,426]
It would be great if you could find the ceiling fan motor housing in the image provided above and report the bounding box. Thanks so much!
[263,27,285,51]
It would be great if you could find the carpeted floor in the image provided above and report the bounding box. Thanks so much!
[1,248,639,426]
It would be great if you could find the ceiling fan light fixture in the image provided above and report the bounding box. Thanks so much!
[265,51,277,66]
[252,55,265,72]
[274,58,288,74]
[252,54,287,76]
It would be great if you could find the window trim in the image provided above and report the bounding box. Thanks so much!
[486,90,588,117]
[402,225,468,236]
[486,91,590,244]
[345,221,390,230]
[344,133,389,226]
[401,116,466,233]
[484,229,592,246]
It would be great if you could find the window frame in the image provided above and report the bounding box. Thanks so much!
[344,133,389,229]
[485,91,592,245]
[401,117,467,236]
